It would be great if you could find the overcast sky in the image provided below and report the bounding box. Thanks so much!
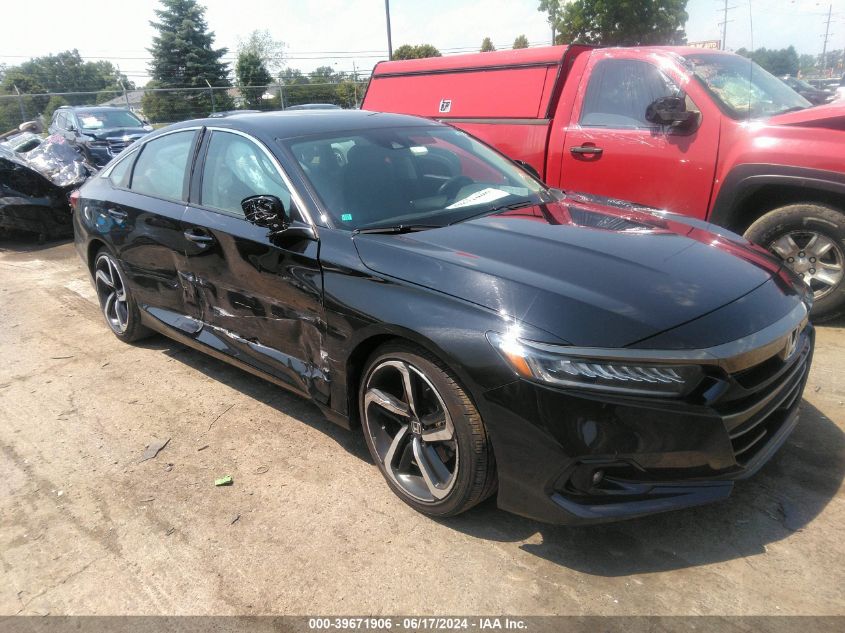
[1,0,844,86]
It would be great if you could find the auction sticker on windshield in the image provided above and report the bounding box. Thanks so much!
[446,187,510,209]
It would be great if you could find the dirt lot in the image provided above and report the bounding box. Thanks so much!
[1,238,844,617]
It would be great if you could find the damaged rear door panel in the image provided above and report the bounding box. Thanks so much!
[180,128,328,402]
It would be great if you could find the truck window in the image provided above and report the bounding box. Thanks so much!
[580,59,686,129]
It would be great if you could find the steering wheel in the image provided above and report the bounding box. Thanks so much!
[437,175,474,200]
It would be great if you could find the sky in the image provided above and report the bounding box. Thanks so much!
[1,0,844,87]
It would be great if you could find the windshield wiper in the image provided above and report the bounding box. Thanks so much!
[450,199,539,225]
[774,105,808,115]
[353,224,442,235]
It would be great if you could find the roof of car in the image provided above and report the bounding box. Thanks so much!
[169,109,442,139]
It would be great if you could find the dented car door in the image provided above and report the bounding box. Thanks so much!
[180,128,327,401]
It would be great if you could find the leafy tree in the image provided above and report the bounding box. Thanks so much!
[513,34,529,49]
[736,46,799,77]
[238,30,285,75]
[541,0,688,46]
[142,0,232,122]
[392,44,442,60]
[537,0,563,43]
[236,50,272,109]
[0,50,133,130]
[480,37,496,52]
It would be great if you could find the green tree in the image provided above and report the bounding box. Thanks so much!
[541,0,688,46]
[480,37,496,52]
[392,44,442,60]
[236,50,272,109]
[0,50,133,130]
[736,46,799,77]
[238,30,285,75]
[142,0,232,122]
[513,34,529,49]
[43,96,69,123]
[537,0,563,43]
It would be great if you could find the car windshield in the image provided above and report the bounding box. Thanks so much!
[785,77,814,91]
[75,110,144,130]
[284,126,547,231]
[686,54,811,119]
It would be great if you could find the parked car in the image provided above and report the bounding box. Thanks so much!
[48,105,152,167]
[73,110,814,524]
[780,75,834,104]
[284,103,342,110]
[363,46,845,321]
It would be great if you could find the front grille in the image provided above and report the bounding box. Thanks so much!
[715,331,811,469]
[106,135,142,156]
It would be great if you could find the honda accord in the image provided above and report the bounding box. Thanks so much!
[72,110,814,524]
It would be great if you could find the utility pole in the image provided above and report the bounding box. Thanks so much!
[718,0,737,51]
[551,2,556,45]
[121,81,131,110]
[278,76,286,110]
[384,0,393,61]
[821,4,832,74]
[352,60,359,107]
[205,79,216,114]
[13,84,26,124]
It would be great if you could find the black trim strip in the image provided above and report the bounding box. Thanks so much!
[436,117,550,126]
[372,60,561,79]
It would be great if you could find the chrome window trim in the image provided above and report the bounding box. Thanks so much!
[205,126,315,229]
[520,301,810,374]
[100,147,140,179]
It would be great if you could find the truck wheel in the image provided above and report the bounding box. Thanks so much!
[745,204,845,322]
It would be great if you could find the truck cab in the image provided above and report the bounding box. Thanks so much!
[363,46,845,321]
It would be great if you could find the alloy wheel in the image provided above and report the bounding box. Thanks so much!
[769,230,844,301]
[94,253,130,334]
[363,360,459,502]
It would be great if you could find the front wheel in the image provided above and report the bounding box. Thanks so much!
[745,203,845,322]
[359,342,496,518]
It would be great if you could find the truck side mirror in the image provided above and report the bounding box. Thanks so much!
[645,96,696,130]
[515,159,543,182]
[242,195,289,232]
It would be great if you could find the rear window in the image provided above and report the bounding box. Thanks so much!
[130,131,196,201]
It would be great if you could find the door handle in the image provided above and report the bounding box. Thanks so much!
[184,228,215,245]
[107,208,127,221]
[570,145,604,156]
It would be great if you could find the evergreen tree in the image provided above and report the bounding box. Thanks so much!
[142,0,232,121]
[236,50,272,110]
[513,35,529,49]
[480,37,496,52]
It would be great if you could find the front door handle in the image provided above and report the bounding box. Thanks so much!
[570,145,604,156]
[184,228,215,246]
[107,208,127,221]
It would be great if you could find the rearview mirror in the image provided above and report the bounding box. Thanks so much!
[242,195,289,232]
[645,96,697,129]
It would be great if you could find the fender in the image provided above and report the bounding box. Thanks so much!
[709,164,845,230]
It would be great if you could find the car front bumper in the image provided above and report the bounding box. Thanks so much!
[478,322,814,525]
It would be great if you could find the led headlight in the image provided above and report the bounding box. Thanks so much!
[487,331,703,397]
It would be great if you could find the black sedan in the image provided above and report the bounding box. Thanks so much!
[72,110,814,524]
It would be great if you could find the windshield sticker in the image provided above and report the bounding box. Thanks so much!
[80,116,103,129]
[341,213,353,221]
[438,99,452,113]
[446,187,510,209]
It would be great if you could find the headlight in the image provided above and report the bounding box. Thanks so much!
[487,331,703,397]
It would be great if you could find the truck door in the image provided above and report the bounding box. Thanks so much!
[558,50,719,219]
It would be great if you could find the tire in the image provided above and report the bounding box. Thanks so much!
[359,341,497,518]
[744,203,845,322]
[92,248,152,343]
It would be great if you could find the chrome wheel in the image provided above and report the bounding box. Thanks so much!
[363,360,458,502]
[94,253,129,334]
[770,231,844,300]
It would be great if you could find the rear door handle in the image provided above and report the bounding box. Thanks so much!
[107,208,127,220]
[183,228,215,245]
[570,145,604,156]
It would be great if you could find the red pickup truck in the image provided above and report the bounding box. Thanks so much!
[362,45,845,320]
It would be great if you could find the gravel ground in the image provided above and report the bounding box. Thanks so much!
[1,238,843,616]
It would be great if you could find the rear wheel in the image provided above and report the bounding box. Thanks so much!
[359,342,496,517]
[745,204,845,322]
[93,249,151,342]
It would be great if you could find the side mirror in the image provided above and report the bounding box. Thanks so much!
[645,96,696,129]
[242,195,289,232]
[514,159,543,182]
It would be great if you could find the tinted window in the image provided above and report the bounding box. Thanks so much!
[109,150,136,188]
[201,131,292,217]
[285,126,546,231]
[581,59,681,128]
[131,131,196,201]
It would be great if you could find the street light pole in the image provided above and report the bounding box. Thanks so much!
[385,0,393,60]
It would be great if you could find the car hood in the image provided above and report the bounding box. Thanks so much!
[79,127,149,140]
[353,196,794,348]
[767,101,845,130]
